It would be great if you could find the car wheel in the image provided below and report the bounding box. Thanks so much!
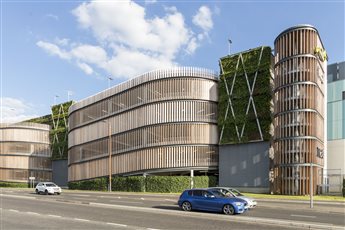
[35,189,39,194]
[57,193,60,195]
[181,201,192,212]
[223,204,235,215]
[44,190,48,195]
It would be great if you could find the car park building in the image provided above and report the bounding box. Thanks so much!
[68,67,219,182]
[0,122,52,183]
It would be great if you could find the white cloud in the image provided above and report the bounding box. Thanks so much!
[54,38,69,46]
[71,45,108,66]
[192,6,213,32]
[37,1,215,79]
[36,41,71,60]
[46,14,59,21]
[77,62,94,75]
[145,0,157,4]
[0,97,39,123]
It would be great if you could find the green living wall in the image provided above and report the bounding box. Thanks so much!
[218,46,273,144]
[68,176,217,193]
[27,101,73,160]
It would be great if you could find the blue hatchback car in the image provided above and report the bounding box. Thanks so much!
[178,188,248,215]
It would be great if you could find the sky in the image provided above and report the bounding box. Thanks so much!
[1,0,344,123]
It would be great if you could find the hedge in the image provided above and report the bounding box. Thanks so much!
[0,182,29,188]
[343,178,345,197]
[69,175,217,193]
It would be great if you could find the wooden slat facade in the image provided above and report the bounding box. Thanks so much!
[0,123,52,182]
[68,67,219,182]
[273,25,326,195]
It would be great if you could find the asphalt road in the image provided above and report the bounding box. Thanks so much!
[1,188,344,230]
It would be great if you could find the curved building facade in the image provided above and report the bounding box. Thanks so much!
[68,67,219,182]
[0,122,52,182]
[273,25,327,195]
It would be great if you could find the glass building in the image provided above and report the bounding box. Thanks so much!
[0,122,52,182]
[68,67,219,182]
[327,61,345,179]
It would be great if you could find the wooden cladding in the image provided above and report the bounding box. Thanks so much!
[69,145,218,181]
[69,123,218,164]
[275,27,320,62]
[0,123,52,183]
[0,168,51,182]
[69,77,218,131]
[70,67,218,112]
[273,26,325,195]
[69,101,217,146]
[68,69,218,182]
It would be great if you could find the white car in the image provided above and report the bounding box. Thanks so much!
[210,187,257,208]
[35,182,61,195]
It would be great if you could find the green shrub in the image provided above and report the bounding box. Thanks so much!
[342,178,345,197]
[0,181,29,188]
[68,177,107,191]
[112,176,145,192]
[69,175,217,193]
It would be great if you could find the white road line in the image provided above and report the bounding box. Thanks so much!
[73,197,98,201]
[146,228,160,230]
[164,199,176,202]
[26,212,39,215]
[110,200,143,204]
[140,197,145,200]
[71,194,90,197]
[74,218,90,222]
[290,214,316,218]
[106,223,127,227]
[48,215,62,218]
[9,209,19,212]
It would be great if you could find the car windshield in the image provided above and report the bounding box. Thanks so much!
[46,183,57,187]
[229,188,243,196]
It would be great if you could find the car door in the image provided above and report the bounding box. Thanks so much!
[199,191,221,212]
[37,183,43,192]
[190,190,203,210]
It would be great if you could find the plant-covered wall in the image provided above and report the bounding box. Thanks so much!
[218,46,273,144]
[26,101,73,160]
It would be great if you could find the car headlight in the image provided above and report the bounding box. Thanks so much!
[234,202,242,206]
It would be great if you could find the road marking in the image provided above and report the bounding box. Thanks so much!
[140,197,145,200]
[74,218,90,222]
[9,209,19,212]
[290,214,316,218]
[146,228,160,230]
[71,194,90,197]
[110,200,143,204]
[73,197,98,201]
[106,223,127,227]
[26,212,39,215]
[48,215,62,218]
[164,199,176,202]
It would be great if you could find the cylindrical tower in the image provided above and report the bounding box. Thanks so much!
[0,122,52,183]
[273,25,327,195]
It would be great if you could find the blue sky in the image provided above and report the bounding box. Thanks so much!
[1,0,344,122]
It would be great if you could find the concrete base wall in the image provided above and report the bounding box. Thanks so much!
[52,160,68,187]
[219,141,270,193]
